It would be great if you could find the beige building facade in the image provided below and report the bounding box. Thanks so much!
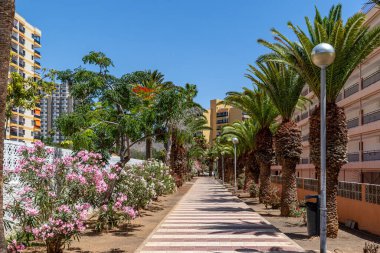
[6,13,42,143]
[271,5,380,184]
[203,99,248,144]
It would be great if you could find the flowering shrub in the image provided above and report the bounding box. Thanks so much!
[5,142,135,253]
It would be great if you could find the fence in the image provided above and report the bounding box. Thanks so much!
[271,175,380,236]
[3,140,72,170]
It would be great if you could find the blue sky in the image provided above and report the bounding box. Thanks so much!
[18,0,363,108]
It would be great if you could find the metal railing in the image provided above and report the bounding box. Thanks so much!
[363,70,380,89]
[300,158,309,164]
[362,109,380,125]
[363,150,380,161]
[347,152,360,162]
[271,176,376,203]
[344,83,359,98]
[347,117,359,129]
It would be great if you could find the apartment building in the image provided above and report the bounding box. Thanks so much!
[6,13,42,143]
[203,99,248,144]
[41,82,74,144]
[272,4,380,184]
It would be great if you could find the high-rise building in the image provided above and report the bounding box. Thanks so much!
[41,82,74,144]
[271,4,380,184]
[6,13,42,143]
[203,99,249,144]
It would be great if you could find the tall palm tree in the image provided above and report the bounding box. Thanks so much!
[224,88,278,202]
[0,0,15,249]
[168,84,209,185]
[258,5,380,237]
[247,62,304,216]
[221,119,260,184]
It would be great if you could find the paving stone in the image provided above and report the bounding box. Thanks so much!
[137,177,305,253]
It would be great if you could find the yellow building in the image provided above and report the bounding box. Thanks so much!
[6,13,42,143]
[203,99,248,144]
[271,4,380,184]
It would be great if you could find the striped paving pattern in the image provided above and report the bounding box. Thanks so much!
[137,177,305,253]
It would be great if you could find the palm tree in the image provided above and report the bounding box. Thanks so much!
[224,88,278,202]
[0,0,15,249]
[167,84,209,185]
[247,62,304,216]
[258,4,380,237]
[221,119,260,184]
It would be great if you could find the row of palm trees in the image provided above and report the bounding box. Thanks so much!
[213,4,380,238]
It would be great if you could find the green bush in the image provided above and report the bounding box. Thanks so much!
[249,183,259,198]
[262,185,280,209]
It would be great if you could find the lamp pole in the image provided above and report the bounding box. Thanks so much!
[232,137,239,193]
[311,43,336,253]
[222,153,225,184]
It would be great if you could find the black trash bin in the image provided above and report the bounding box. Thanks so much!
[305,195,320,236]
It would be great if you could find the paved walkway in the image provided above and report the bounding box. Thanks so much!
[137,177,305,253]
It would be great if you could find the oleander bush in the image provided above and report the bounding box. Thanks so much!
[4,142,175,253]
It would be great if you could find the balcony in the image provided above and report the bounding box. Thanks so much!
[216,118,229,124]
[19,62,25,68]
[34,50,41,57]
[19,50,25,57]
[11,35,18,41]
[11,47,17,54]
[35,61,41,67]
[11,58,17,65]
[362,109,380,125]
[362,70,380,89]
[216,111,228,118]
[363,150,380,161]
[18,37,25,45]
[348,152,360,162]
[347,117,359,129]
[302,134,309,142]
[33,35,41,45]
[344,83,359,98]
[18,25,25,33]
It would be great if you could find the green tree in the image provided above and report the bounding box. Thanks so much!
[5,71,55,135]
[258,4,380,236]
[224,88,278,202]
[247,62,304,216]
[221,119,260,184]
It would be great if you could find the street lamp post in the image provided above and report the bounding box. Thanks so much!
[221,153,225,184]
[232,137,239,193]
[311,43,336,253]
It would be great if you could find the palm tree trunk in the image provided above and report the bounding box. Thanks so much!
[208,160,213,176]
[275,121,302,216]
[0,1,15,251]
[165,127,172,166]
[247,151,260,184]
[309,103,347,238]
[255,128,273,203]
[145,136,152,160]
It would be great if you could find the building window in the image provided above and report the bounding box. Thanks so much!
[216,111,228,118]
